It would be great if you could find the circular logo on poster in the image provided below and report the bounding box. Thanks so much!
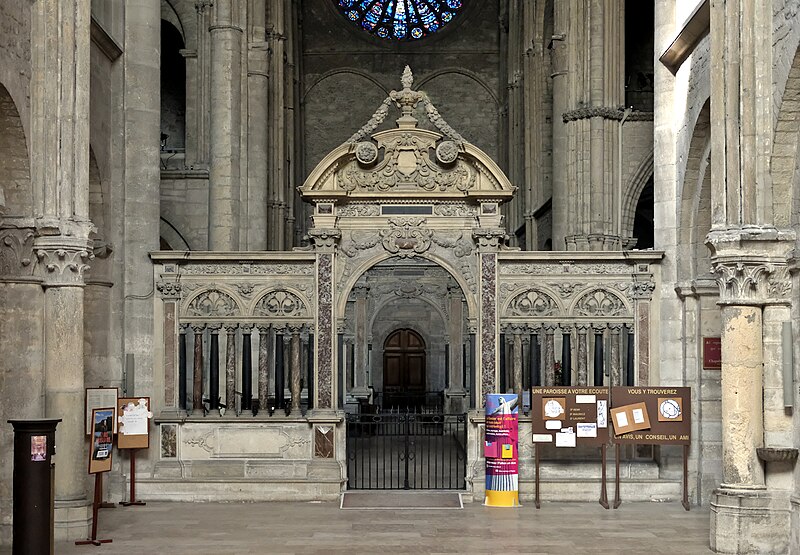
[659,399,681,419]
[544,399,564,418]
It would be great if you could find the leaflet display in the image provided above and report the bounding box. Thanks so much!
[531,387,610,447]
[610,387,691,445]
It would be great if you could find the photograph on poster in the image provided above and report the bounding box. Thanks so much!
[89,407,115,474]
[31,436,46,461]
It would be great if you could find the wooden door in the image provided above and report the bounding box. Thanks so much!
[383,329,426,401]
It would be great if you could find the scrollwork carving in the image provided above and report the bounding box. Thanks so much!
[0,227,35,277]
[379,217,432,258]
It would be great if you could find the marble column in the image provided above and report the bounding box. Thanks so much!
[543,324,556,387]
[512,332,523,398]
[257,324,270,410]
[208,0,243,250]
[225,324,237,413]
[290,325,302,413]
[192,324,205,411]
[609,323,623,386]
[576,324,590,386]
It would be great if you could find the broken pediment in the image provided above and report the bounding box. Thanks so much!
[299,66,515,204]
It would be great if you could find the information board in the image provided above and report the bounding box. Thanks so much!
[610,387,691,445]
[484,393,520,507]
[116,397,152,450]
[531,387,610,447]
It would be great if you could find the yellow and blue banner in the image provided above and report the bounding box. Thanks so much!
[484,394,520,507]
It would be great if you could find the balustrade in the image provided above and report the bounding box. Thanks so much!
[175,320,314,417]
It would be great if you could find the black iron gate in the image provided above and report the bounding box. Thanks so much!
[345,412,467,490]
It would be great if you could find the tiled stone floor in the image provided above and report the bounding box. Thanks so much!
[46,499,712,554]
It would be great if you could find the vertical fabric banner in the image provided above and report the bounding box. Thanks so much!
[485,394,520,507]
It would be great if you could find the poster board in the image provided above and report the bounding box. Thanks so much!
[484,394,520,507]
[611,387,691,445]
[88,408,115,474]
[117,397,152,450]
[531,387,609,447]
[85,388,118,435]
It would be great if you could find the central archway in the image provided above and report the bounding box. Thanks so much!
[383,328,426,408]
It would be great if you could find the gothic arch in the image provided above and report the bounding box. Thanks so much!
[568,287,631,318]
[774,46,800,228]
[621,149,654,241]
[0,83,31,217]
[678,99,712,281]
[368,292,448,333]
[160,216,192,250]
[415,69,500,108]
[302,69,390,103]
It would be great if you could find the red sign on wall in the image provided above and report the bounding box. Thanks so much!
[703,337,721,369]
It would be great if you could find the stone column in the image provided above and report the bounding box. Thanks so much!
[576,324,590,386]
[351,285,370,398]
[245,0,268,249]
[554,0,625,250]
[224,324,238,413]
[36,240,93,538]
[28,0,95,539]
[193,0,213,167]
[290,325,302,413]
[208,0,243,250]
[267,0,287,249]
[446,285,466,402]
[543,324,556,387]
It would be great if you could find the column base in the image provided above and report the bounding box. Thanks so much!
[54,499,91,542]
[791,495,800,554]
[710,487,791,553]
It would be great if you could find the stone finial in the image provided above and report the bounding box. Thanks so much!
[401,65,413,90]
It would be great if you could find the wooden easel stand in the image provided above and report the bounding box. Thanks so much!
[119,449,146,506]
[75,473,113,546]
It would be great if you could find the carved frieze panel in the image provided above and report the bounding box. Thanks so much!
[501,262,631,276]
[180,263,314,276]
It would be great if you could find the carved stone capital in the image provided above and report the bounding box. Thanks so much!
[0,226,36,280]
[631,280,656,300]
[224,323,239,333]
[308,228,341,251]
[256,324,271,334]
[240,323,255,332]
[34,236,93,287]
[706,227,795,305]
[472,228,507,251]
[156,280,183,300]
[288,324,303,336]
[543,323,557,334]
[575,323,592,334]
[190,323,206,333]
[207,323,223,333]
[608,323,623,334]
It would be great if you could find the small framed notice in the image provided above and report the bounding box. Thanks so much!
[703,337,722,369]
[89,408,115,474]
[117,397,153,450]
[85,388,118,435]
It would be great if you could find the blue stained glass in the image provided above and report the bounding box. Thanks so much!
[334,0,464,41]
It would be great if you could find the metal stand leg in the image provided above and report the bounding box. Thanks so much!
[682,444,690,511]
[120,449,146,507]
[534,444,541,509]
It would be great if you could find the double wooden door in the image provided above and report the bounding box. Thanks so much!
[383,329,426,407]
